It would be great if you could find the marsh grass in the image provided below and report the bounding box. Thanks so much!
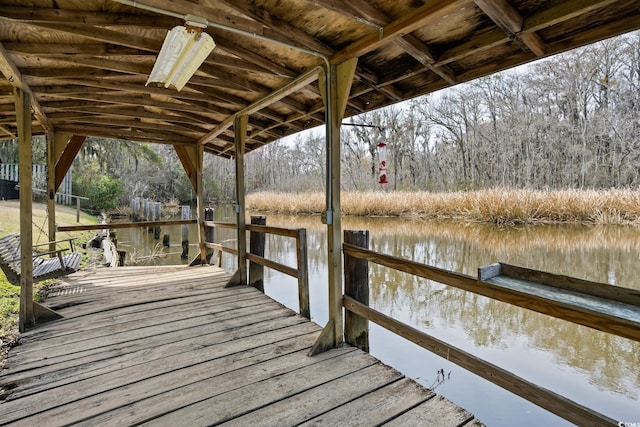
[246,189,640,225]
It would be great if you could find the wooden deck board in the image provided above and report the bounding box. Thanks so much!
[0,265,483,426]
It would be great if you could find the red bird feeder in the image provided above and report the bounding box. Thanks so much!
[378,141,388,185]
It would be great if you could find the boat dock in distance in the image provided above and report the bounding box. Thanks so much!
[0,265,483,426]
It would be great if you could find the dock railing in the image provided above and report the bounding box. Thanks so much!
[203,216,310,319]
[341,229,639,427]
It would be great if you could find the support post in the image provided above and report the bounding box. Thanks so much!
[204,208,214,262]
[196,143,206,263]
[344,230,370,352]
[16,87,34,331]
[296,228,310,319]
[249,215,266,291]
[46,132,56,250]
[226,114,248,287]
[310,58,358,355]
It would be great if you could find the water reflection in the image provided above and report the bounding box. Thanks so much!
[116,211,640,425]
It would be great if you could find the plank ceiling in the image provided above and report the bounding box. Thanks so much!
[0,0,639,157]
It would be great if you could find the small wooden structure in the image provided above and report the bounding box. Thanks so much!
[0,265,483,426]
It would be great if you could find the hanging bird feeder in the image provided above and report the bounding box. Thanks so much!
[378,141,388,185]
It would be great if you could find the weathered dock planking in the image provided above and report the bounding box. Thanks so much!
[0,265,482,426]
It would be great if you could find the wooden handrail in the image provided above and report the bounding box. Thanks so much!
[203,218,310,319]
[342,295,616,427]
[246,223,298,238]
[58,219,197,232]
[246,253,298,277]
[342,242,640,342]
[342,237,636,427]
[202,220,235,229]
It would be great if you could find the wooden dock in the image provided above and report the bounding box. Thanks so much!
[0,265,483,426]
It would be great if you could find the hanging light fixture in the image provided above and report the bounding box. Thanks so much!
[147,15,215,91]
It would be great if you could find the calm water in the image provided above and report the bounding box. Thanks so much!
[114,209,640,426]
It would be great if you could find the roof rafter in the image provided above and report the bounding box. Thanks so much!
[474,0,546,57]
[437,0,621,67]
[309,0,456,84]
[0,42,51,130]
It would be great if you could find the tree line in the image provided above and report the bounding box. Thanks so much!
[248,31,640,193]
[0,32,638,209]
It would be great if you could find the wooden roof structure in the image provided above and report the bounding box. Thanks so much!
[1,0,639,157]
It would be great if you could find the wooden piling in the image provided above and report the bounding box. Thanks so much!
[181,205,191,259]
[162,234,170,248]
[249,215,266,291]
[204,208,214,263]
[154,202,161,239]
[117,250,126,266]
[344,230,370,352]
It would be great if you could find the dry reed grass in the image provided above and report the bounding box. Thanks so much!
[246,189,640,225]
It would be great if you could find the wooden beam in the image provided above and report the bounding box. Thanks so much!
[53,125,193,145]
[310,0,456,83]
[310,58,358,355]
[436,0,619,68]
[215,0,334,56]
[197,66,321,145]
[174,145,198,192]
[54,134,85,191]
[0,5,180,28]
[57,107,207,124]
[393,38,456,84]
[46,131,56,251]
[331,0,465,63]
[525,0,620,33]
[0,124,16,138]
[0,43,52,130]
[474,0,546,56]
[16,87,34,331]
[195,143,206,263]
[213,35,298,78]
[2,43,149,57]
[24,22,161,52]
[230,114,248,287]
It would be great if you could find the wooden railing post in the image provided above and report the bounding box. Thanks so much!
[344,230,369,352]
[296,228,310,319]
[249,215,266,291]
[204,208,214,263]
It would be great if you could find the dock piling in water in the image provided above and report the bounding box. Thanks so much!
[181,205,191,259]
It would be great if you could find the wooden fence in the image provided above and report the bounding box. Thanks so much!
[0,163,72,205]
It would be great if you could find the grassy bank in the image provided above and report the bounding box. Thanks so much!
[246,189,640,225]
[1,201,98,360]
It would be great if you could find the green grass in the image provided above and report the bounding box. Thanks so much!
[0,275,19,338]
